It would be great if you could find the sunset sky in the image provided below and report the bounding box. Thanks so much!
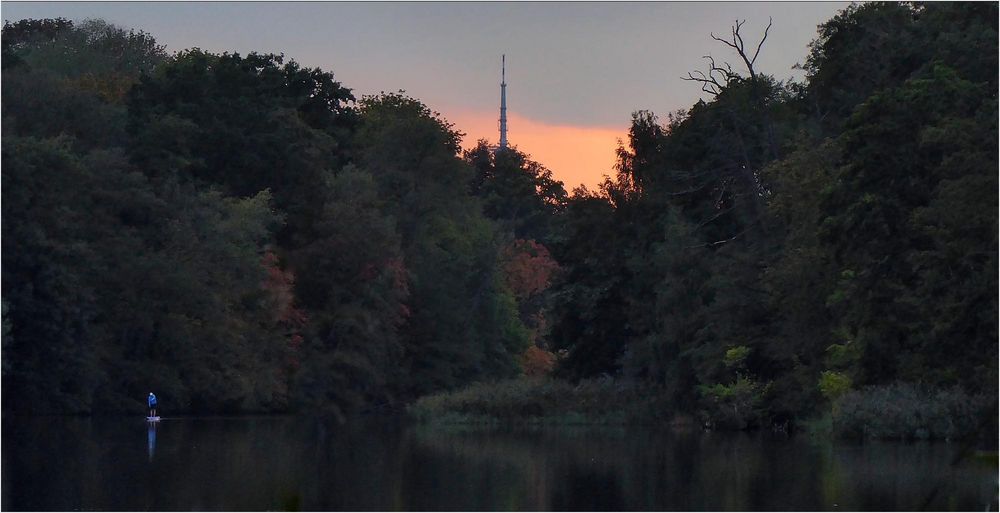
[3,1,849,189]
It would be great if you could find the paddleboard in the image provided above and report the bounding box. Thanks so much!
[146,416,161,422]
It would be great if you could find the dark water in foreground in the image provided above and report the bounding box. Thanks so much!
[2,415,996,511]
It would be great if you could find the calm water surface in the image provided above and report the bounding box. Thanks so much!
[2,415,996,510]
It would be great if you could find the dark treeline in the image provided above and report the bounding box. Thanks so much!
[2,18,556,418]
[543,2,997,434]
[2,3,997,435]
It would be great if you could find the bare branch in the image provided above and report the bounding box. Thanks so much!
[709,18,772,80]
[733,20,747,56]
[686,19,771,95]
[705,55,736,81]
[714,177,731,208]
[749,17,773,67]
[682,54,742,96]
[687,69,708,81]
[683,221,756,250]
[711,31,740,52]
[693,205,736,230]
[681,211,766,250]
[681,66,724,96]
[663,179,715,197]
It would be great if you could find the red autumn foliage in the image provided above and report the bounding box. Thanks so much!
[261,251,307,327]
[520,346,557,377]
[501,239,560,300]
[358,256,412,321]
[260,250,307,370]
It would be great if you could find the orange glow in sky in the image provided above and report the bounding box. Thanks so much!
[450,111,625,191]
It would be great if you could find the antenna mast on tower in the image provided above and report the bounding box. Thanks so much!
[498,54,508,150]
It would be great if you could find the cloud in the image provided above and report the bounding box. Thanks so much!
[447,110,625,190]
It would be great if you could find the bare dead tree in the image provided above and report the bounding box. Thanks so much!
[711,17,772,79]
[682,55,739,96]
[681,17,773,93]
[675,18,777,248]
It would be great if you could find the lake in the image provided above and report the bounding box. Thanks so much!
[2,415,996,511]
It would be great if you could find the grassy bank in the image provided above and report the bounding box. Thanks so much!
[408,377,678,426]
[822,383,992,441]
[412,378,994,442]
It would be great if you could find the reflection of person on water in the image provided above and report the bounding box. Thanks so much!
[148,392,157,418]
[147,421,157,461]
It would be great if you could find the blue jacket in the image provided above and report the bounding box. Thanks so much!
[148,394,157,407]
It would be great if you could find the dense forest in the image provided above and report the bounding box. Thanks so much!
[2,3,996,437]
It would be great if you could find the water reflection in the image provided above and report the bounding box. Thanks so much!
[1,416,995,510]
[147,421,157,462]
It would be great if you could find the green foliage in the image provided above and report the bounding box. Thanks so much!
[3,18,165,80]
[465,141,567,243]
[353,92,530,398]
[823,342,860,370]
[830,383,986,440]
[818,63,998,390]
[127,49,356,241]
[698,376,770,430]
[1,134,289,413]
[2,24,317,414]
[547,189,630,381]
[723,346,751,369]
[800,3,922,133]
[818,371,852,402]
[548,3,997,434]
[759,140,840,416]
[409,377,643,425]
[1,19,531,417]
[3,4,997,436]
[291,166,409,419]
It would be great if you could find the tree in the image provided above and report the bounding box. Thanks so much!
[354,92,529,397]
[799,3,919,133]
[548,188,631,380]
[127,50,356,247]
[1,136,289,413]
[465,140,567,244]
[500,239,561,346]
[292,167,409,419]
[818,63,998,391]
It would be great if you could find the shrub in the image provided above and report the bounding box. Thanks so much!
[698,375,770,430]
[408,377,646,424]
[831,383,986,440]
[723,346,751,369]
[818,371,852,402]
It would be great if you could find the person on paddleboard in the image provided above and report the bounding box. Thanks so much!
[148,392,157,418]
